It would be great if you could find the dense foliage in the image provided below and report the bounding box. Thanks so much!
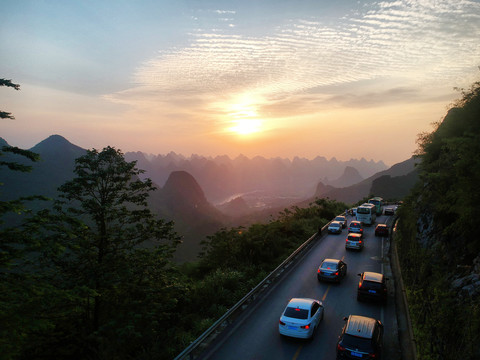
[395,81,480,360]
[0,139,347,359]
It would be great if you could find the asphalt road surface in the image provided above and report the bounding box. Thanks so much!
[199,213,400,360]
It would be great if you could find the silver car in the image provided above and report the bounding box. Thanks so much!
[328,221,343,234]
[345,232,364,251]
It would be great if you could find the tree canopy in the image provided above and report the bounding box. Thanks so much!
[396,80,480,360]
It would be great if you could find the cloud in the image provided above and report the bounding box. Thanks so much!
[105,0,480,127]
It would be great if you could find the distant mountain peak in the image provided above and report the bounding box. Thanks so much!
[162,170,208,206]
[30,134,86,160]
[0,137,10,147]
[31,134,78,152]
[329,166,364,188]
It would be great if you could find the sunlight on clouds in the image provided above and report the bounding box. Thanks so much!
[103,0,480,148]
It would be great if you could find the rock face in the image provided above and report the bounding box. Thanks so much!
[452,273,480,298]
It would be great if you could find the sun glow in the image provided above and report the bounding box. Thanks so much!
[223,95,265,136]
[228,118,262,135]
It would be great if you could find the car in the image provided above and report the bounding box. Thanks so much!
[345,232,364,251]
[279,298,324,339]
[335,215,347,228]
[375,224,389,237]
[357,271,388,302]
[336,315,384,359]
[348,220,363,234]
[317,258,347,283]
[328,221,343,234]
[384,207,395,216]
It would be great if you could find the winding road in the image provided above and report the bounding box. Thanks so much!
[199,212,400,360]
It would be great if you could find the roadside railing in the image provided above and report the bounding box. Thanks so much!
[174,221,332,360]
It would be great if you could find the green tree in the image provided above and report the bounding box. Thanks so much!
[19,146,182,359]
[396,80,480,359]
[1,78,20,120]
[0,78,48,359]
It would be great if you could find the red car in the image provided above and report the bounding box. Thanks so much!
[375,224,389,237]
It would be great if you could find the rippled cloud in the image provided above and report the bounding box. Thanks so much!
[105,0,480,132]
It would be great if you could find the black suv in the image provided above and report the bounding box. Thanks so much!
[336,315,383,359]
[357,272,388,302]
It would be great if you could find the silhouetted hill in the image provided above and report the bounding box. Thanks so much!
[314,181,336,197]
[149,171,227,262]
[309,156,419,205]
[328,166,363,187]
[217,196,250,217]
[0,135,86,201]
[370,169,419,200]
[1,136,228,262]
[125,151,388,204]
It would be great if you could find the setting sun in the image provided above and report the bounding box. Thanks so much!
[228,119,262,135]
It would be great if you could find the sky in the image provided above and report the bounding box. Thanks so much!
[1,0,480,166]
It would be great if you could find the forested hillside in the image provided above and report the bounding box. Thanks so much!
[395,81,480,360]
[1,140,347,359]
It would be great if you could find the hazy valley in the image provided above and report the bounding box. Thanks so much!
[0,134,418,262]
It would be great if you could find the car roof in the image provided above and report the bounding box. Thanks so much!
[335,215,346,219]
[350,221,361,225]
[345,315,376,338]
[330,221,341,225]
[322,258,340,264]
[376,224,387,227]
[348,233,362,238]
[363,272,383,282]
[287,298,317,310]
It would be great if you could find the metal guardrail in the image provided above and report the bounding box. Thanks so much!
[174,221,333,360]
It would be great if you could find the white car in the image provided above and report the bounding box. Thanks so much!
[279,298,324,339]
[328,221,343,234]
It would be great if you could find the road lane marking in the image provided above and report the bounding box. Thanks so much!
[322,285,331,301]
[292,345,303,360]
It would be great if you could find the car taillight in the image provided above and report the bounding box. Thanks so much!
[337,343,346,351]
[300,324,310,329]
[335,272,339,276]
[359,240,362,243]
[279,320,285,326]
[317,269,320,273]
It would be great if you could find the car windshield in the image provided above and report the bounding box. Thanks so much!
[335,217,345,221]
[342,334,374,352]
[284,307,309,319]
[321,262,338,270]
[351,223,360,228]
[357,207,370,214]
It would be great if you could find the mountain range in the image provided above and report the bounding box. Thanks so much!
[1,134,417,262]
